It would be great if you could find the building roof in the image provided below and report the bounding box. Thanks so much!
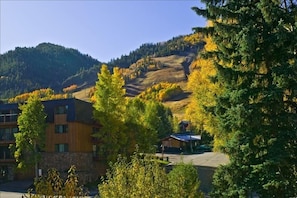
[165,133,201,142]
[0,98,95,124]
[0,103,18,111]
[42,98,94,123]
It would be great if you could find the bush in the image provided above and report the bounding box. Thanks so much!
[25,165,88,197]
[99,152,203,198]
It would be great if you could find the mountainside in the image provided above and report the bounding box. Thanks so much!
[0,35,204,102]
[0,43,100,99]
[66,34,204,94]
[73,53,195,120]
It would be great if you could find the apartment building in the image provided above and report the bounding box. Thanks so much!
[0,98,104,182]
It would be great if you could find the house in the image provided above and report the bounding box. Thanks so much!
[0,98,104,183]
[161,132,201,153]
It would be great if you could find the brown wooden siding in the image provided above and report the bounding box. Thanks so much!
[54,114,67,124]
[162,138,183,148]
[45,122,93,153]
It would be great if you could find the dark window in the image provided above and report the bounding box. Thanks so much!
[92,145,99,157]
[0,146,13,159]
[55,144,69,152]
[0,127,18,141]
[54,105,68,114]
[55,125,68,133]
[92,127,99,133]
[0,110,18,123]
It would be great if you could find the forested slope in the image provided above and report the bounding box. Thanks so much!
[0,43,100,99]
[0,34,203,100]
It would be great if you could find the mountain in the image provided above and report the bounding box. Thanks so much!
[0,35,204,101]
[0,43,101,99]
[108,35,203,68]
[63,35,204,92]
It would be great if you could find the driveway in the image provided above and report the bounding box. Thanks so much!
[0,179,99,198]
[0,179,32,198]
[156,152,229,167]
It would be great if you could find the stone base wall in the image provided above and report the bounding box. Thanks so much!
[40,152,105,184]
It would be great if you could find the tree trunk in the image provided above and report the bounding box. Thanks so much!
[34,141,38,180]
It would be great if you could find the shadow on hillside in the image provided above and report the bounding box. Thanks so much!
[168,92,191,101]
[125,84,143,97]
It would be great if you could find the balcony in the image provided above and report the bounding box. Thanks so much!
[0,129,17,143]
[0,114,18,125]
[0,158,15,163]
[0,149,15,163]
[91,137,101,144]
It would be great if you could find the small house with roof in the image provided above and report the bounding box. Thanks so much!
[161,132,201,153]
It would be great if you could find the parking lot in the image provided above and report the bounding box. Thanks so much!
[156,151,229,167]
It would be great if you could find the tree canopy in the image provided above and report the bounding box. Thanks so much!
[14,95,47,179]
[186,32,223,149]
[193,0,297,197]
[93,64,127,162]
[99,152,203,198]
[92,65,175,161]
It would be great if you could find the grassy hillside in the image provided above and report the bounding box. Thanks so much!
[2,34,202,120]
[74,53,194,119]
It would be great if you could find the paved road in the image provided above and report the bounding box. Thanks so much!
[156,152,229,167]
[0,179,31,198]
[0,152,228,197]
[0,191,25,198]
[0,179,98,198]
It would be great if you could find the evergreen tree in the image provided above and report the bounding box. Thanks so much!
[14,95,47,179]
[93,64,128,162]
[193,0,297,197]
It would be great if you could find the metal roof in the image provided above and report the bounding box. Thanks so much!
[169,133,201,142]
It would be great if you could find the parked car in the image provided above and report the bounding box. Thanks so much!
[197,145,212,152]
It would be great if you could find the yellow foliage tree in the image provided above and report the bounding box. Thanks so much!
[63,84,78,93]
[8,88,68,103]
[186,33,229,149]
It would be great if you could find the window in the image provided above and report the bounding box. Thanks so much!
[0,146,13,159]
[55,144,69,152]
[55,125,68,133]
[54,105,68,114]
[0,127,18,141]
[0,110,18,123]
[92,145,98,157]
[92,127,99,134]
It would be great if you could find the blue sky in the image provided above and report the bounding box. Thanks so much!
[1,1,205,62]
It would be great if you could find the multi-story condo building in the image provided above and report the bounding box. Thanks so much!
[0,98,104,183]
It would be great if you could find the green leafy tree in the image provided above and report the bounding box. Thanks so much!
[124,98,155,153]
[93,64,128,162]
[168,162,203,198]
[14,95,47,179]
[144,100,173,139]
[99,152,202,198]
[124,98,175,154]
[194,0,297,197]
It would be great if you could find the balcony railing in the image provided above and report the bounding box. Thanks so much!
[0,133,15,142]
[0,114,18,124]
[0,151,15,162]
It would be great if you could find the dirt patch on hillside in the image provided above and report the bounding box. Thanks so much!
[75,54,195,118]
[125,54,193,97]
